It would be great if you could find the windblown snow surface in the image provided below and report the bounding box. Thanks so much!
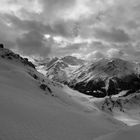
[94,124,140,140]
[0,55,140,140]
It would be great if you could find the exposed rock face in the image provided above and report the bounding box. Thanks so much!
[0,44,4,48]
[68,58,140,98]
[40,84,52,93]
[96,91,140,114]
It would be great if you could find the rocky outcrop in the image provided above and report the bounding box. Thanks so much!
[0,44,4,48]
[0,44,35,69]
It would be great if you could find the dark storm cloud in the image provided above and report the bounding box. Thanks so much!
[66,42,87,50]
[40,0,76,11]
[0,14,52,57]
[40,0,76,20]
[0,13,74,57]
[3,14,73,38]
[94,28,130,43]
[0,0,77,57]
[0,16,18,49]
[1,0,140,61]
[17,30,51,57]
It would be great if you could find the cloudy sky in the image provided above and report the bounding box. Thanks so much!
[0,0,140,61]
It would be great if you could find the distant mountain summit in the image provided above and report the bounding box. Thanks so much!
[61,56,84,66]
[69,58,136,81]
[35,55,140,98]
[68,58,140,97]
[36,56,85,83]
[46,56,85,83]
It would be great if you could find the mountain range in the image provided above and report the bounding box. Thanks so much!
[0,44,127,140]
[1,44,140,140]
[36,56,140,98]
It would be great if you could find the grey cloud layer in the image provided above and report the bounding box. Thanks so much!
[0,0,140,60]
[94,28,130,43]
[17,30,51,57]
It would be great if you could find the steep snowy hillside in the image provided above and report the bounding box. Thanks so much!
[68,58,140,98]
[0,45,35,69]
[0,45,125,140]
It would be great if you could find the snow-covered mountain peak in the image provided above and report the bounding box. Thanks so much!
[35,55,85,83]
[68,58,140,98]
[88,58,135,77]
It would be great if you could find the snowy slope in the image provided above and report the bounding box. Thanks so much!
[0,46,125,140]
[94,124,140,140]
[92,91,140,126]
